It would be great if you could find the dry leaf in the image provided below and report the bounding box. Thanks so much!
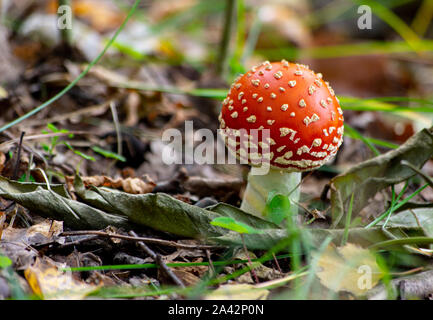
[24,257,96,300]
[68,175,156,194]
[315,243,382,296]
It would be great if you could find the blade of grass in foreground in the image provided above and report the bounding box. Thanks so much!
[344,124,381,156]
[256,39,433,61]
[61,253,292,272]
[0,0,142,133]
[366,183,429,228]
[352,0,421,53]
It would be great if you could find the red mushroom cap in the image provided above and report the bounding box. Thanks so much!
[219,60,344,172]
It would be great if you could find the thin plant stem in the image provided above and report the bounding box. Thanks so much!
[58,0,73,46]
[240,234,259,284]
[216,0,236,78]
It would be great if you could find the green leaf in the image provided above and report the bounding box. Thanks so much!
[263,191,291,225]
[0,255,12,268]
[381,208,433,238]
[46,123,59,133]
[63,142,95,161]
[91,146,126,162]
[210,216,263,234]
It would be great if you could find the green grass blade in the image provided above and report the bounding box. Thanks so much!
[0,0,142,133]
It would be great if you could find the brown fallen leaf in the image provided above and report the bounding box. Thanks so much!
[67,175,156,194]
[0,152,5,175]
[24,256,96,300]
[159,258,208,287]
[1,219,63,246]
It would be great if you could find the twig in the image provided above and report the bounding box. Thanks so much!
[216,0,236,78]
[60,230,223,250]
[272,253,283,274]
[59,235,100,248]
[240,234,259,284]
[12,132,25,180]
[205,249,216,277]
[129,230,185,288]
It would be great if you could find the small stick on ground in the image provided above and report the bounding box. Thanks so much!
[12,131,25,180]
[240,234,259,284]
[272,253,283,274]
[60,230,223,250]
[129,230,185,288]
[205,249,215,277]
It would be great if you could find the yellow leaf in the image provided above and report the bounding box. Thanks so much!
[315,243,382,296]
[24,257,96,300]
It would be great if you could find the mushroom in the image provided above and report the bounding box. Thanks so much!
[218,60,344,220]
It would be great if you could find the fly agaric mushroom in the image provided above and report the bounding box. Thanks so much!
[218,60,344,219]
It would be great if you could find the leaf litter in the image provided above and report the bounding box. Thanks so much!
[1,0,433,301]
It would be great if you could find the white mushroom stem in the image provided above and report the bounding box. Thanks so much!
[240,168,301,220]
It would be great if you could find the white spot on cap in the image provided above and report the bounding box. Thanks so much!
[270,93,277,99]
[308,85,316,95]
[251,79,260,87]
[314,79,322,87]
[277,145,286,152]
[299,99,306,108]
[274,71,283,79]
[238,92,244,100]
[252,93,258,99]
[267,119,275,125]
[235,83,242,89]
[303,113,320,126]
[264,83,270,89]
[288,80,296,87]
[320,99,328,108]
[246,115,256,123]
[297,145,310,155]
[281,104,288,111]
[280,127,297,141]
[290,112,295,117]
[267,106,272,112]
[274,151,294,165]
[312,138,322,147]
[231,111,238,118]
[243,107,248,112]
[279,87,285,92]
[331,111,336,121]
[266,137,276,145]
[242,99,247,104]
[257,97,263,103]
[294,70,303,76]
